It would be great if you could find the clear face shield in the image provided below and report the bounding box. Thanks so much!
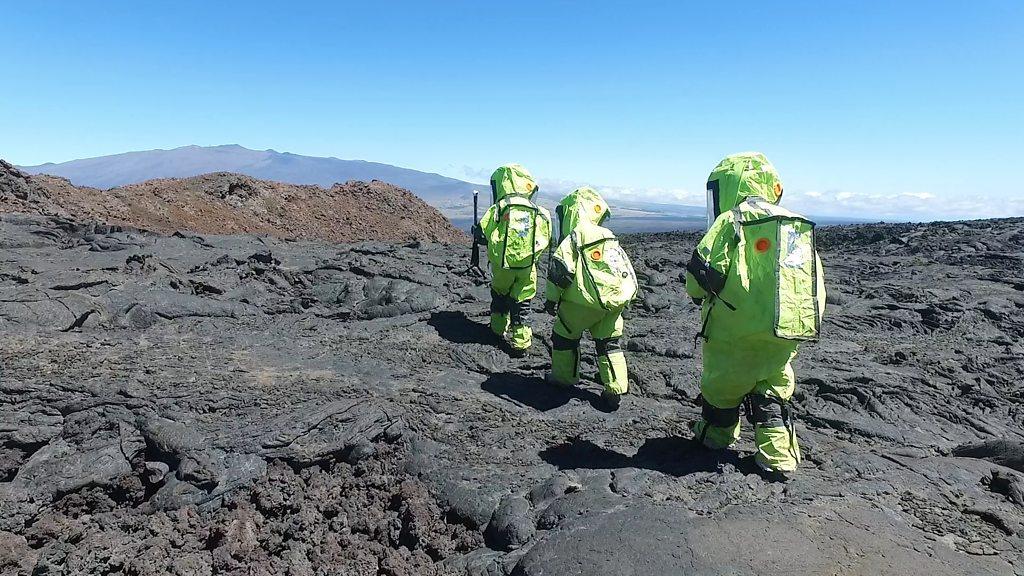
[706,180,720,229]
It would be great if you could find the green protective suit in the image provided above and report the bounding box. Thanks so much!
[478,164,552,351]
[546,187,638,395]
[685,152,826,473]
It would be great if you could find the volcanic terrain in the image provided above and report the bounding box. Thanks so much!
[1,162,1023,575]
[0,160,465,244]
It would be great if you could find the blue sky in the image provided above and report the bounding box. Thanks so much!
[1,1,1021,220]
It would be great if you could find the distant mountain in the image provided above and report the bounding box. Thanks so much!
[19,145,865,233]
[20,144,481,205]
[18,146,711,231]
[1,159,465,244]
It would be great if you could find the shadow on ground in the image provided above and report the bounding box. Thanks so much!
[539,436,762,477]
[481,372,606,412]
[429,311,495,345]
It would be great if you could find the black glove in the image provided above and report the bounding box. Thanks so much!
[471,224,486,245]
[544,300,558,315]
[690,296,704,306]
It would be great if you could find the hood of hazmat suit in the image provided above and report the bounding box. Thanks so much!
[547,188,636,311]
[480,164,552,270]
[491,164,539,204]
[705,152,783,228]
[555,186,610,242]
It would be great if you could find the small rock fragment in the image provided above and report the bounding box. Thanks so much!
[484,494,535,551]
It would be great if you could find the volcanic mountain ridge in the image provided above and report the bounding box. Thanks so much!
[0,159,465,244]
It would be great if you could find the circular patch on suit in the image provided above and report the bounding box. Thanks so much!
[591,249,602,261]
[755,238,771,253]
[594,204,603,214]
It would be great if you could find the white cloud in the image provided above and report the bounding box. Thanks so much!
[900,192,936,200]
[784,189,1018,221]
[456,165,492,182]
[451,167,703,206]
[453,165,1022,221]
[536,172,1021,221]
[537,177,704,206]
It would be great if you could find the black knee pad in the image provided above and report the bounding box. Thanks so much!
[490,290,513,314]
[594,337,621,356]
[551,332,580,351]
[701,396,740,428]
[510,299,532,325]
[745,394,789,428]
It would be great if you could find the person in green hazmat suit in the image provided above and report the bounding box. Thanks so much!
[544,187,638,410]
[473,164,552,354]
[685,152,826,475]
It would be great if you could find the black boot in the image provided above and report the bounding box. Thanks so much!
[601,390,621,411]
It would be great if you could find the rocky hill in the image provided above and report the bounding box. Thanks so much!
[18,144,481,203]
[1,159,466,244]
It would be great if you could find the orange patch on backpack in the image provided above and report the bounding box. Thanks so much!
[755,238,771,253]
[591,250,602,261]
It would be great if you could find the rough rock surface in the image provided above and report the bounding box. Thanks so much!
[1,212,1023,575]
[0,160,465,243]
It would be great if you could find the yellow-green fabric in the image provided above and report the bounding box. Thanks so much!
[705,152,783,226]
[688,203,825,344]
[691,419,740,450]
[489,265,537,349]
[756,419,801,473]
[492,266,537,302]
[685,152,823,473]
[685,163,826,385]
[701,353,796,408]
[490,164,538,203]
[490,312,510,337]
[479,195,552,270]
[596,350,628,395]
[550,301,627,394]
[692,358,801,471]
[550,346,577,385]
[478,164,548,351]
[481,164,550,270]
[774,218,820,339]
[555,186,610,241]
[546,222,637,311]
[547,188,633,394]
[508,324,532,351]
